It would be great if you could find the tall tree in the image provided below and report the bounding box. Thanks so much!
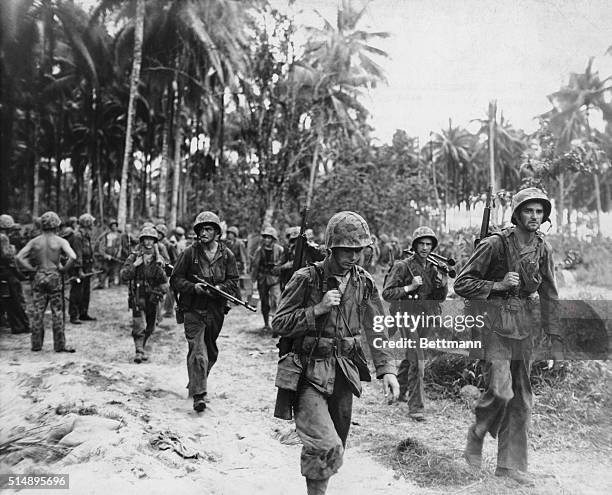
[117,0,144,231]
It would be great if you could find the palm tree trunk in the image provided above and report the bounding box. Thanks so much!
[169,75,182,230]
[159,108,170,220]
[32,111,41,218]
[117,0,144,231]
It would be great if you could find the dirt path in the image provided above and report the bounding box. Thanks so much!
[1,285,611,494]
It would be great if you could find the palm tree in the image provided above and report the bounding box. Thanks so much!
[540,58,612,231]
[430,121,476,206]
[300,0,390,206]
[117,0,144,231]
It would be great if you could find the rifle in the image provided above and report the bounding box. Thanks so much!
[192,275,256,312]
[292,207,309,272]
[274,207,309,420]
[475,187,493,248]
[67,270,104,284]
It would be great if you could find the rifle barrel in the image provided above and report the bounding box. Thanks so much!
[193,275,257,312]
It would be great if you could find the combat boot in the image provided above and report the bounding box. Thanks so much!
[193,393,206,412]
[495,468,535,486]
[306,478,329,495]
[463,425,483,468]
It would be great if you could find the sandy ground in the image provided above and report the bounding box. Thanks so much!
[0,283,611,495]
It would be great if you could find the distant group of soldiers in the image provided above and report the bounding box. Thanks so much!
[1,186,564,494]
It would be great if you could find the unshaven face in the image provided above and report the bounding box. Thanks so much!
[518,201,544,232]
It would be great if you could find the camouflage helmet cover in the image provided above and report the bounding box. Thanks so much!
[193,211,221,234]
[325,211,371,249]
[40,211,62,230]
[175,226,185,236]
[78,213,95,227]
[155,223,168,236]
[139,226,159,241]
[511,187,551,225]
[227,226,240,237]
[411,226,438,251]
[0,214,15,229]
[261,226,278,240]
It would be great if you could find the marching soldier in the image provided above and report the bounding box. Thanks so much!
[0,214,30,334]
[170,211,239,412]
[251,226,284,332]
[16,211,76,352]
[120,226,168,363]
[455,187,562,486]
[272,211,399,495]
[96,219,122,288]
[382,226,448,421]
[68,213,97,324]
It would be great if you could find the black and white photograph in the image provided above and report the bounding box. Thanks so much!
[1,0,611,493]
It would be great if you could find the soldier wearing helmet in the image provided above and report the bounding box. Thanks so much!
[67,213,97,324]
[225,225,248,278]
[277,226,326,293]
[169,226,187,256]
[16,211,77,352]
[382,226,448,421]
[120,226,168,363]
[455,187,561,486]
[96,219,122,288]
[272,211,399,495]
[0,214,31,334]
[251,225,284,332]
[170,211,239,412]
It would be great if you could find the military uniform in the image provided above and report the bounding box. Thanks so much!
[455,188,560,483]
[68,214,96,322]
[382,226,448,415]
[272,211,398,495]
[96,221,122,287]
[170,212,239,410]
[121,226,168,363]
[16,212,76,352]
[0,215,30,334]
[251,227,284,330]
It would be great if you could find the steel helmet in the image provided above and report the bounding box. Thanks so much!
[325,211,371,249]
[0,214,15,230]
[155,223,168,237]
[40,211,62,230]
[411,226,438,251]
[379,233,389,243]
[261,226,278,241]
[109,219,118,226]
[139,226,159,241]
[175,226,185,236]
[78,213,95,227]
[285,226,300,240]
[227,226,240,237]
[511,187,551,225]
[193,211,221,234]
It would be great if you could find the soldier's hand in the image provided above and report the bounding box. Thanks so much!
[133,256,143,267]
[412,275,423,287]
[194,283,208,295]
[500,271,519,289]
[382,374,400,404]
[315,289,341,315]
